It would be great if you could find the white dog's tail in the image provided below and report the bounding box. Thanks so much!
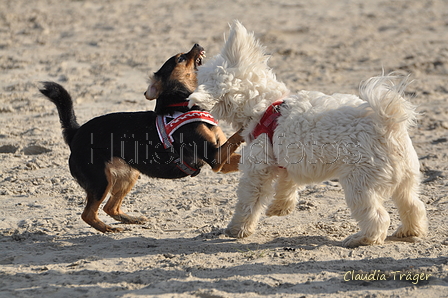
[360,74,417,136]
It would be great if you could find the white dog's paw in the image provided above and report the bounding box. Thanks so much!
[392,225,427,238]
[342,232,385,248]
[265,204,294,217]
[225,225,254,238]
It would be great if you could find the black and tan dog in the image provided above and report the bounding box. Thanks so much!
[40,44,243,233]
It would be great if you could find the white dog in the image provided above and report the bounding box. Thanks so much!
[189,21,427,247]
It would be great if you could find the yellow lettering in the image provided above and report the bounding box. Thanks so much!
[344,270,431,283]
[412,274,420,285]
[344,270,353,281]
[367,270,377,281]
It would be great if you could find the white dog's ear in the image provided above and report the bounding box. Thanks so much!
[188,85,217,111]
[222,21,268,68]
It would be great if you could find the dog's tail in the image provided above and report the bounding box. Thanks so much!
[360,73,417,137]
[39,82,80,146]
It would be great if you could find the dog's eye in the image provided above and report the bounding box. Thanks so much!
[177,55,186,63]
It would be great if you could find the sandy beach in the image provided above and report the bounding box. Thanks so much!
[1,0,447,297]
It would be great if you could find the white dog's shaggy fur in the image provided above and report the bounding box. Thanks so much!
[189,21,428,247]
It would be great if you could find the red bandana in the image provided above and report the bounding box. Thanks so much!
[251,101,283,143]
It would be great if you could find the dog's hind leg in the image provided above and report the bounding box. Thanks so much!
[82,185,123,233]
[266,168,298,217]
[70,154,122,232]
[225,165,278,238]
[340,173,390,247]
[103,157,148,225]
[391,177,427,239]
[391,151,428,238]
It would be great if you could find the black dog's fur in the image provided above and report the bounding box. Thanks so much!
[40,44,243,233]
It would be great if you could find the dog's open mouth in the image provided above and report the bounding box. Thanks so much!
[187,44,205,69]
[195,50,206,67]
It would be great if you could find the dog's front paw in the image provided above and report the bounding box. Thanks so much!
[265,204,294,217]
[111,214,148,224]
[225,225,254,238]
[392,225,427,238]
[125,215,148,224]
[104,225,125,233]
[342,232,384,248]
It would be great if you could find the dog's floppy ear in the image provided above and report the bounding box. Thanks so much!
[145,76,162,100]
[222,21,268,69]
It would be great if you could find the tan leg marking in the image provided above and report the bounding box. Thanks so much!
[81,186,123,233]
[196,125,244,173]
[103,157,147,225]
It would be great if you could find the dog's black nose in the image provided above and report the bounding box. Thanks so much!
[194,43,200,48]
[143,91,146,96]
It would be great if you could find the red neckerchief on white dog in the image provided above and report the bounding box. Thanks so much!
[156,110,217,176]
[251,100,284,143]
[251,100,286,170]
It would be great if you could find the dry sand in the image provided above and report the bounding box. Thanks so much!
[1,0,447,297]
